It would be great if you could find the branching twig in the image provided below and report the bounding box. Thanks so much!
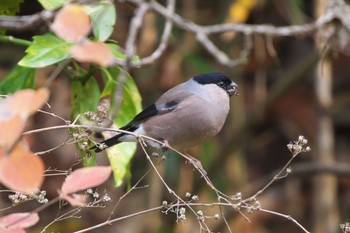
[107,158,162,220]
[132,0,175,67]
[41,208,81,233]
[23,123,311,232]
[1,0,349,67]
[243,136,310,203]
[137,138,212,232]
[111,1,150,120]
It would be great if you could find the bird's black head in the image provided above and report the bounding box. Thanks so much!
[193,73,239,96]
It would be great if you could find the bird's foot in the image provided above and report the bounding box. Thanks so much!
[161,140,171,152]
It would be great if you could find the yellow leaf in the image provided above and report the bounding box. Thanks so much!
[228,0,257,23]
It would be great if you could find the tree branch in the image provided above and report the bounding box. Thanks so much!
[0,11,53,31]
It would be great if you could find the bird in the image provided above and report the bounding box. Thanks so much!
[92,73,238,153]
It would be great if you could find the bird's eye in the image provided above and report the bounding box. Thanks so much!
[217,81,225,88]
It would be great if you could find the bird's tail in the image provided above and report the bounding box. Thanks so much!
[91,134,124,152]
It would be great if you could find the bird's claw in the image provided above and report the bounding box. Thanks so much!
[161,140,170,152]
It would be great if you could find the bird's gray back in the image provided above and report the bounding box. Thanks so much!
[144,78,231,150]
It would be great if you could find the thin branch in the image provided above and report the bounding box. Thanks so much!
[122,0,350,67]
[22,125,312,232]
[37,109,71,124]
[0,0,348,68]
[111,2,150,120]
[132,0,175,67]
[107,159,162,220]
[41,208,81,233]
[73,205,163,233]
[260,208,311,233]
[0,11,53,31]
[124,2,149,61]
[34,137,75,155]
[137,138,212,231]
[44,59,70,87]
[243,146,303,203]
[73,200,310,233]
[4,196,60,229]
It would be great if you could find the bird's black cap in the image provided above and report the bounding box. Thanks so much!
[193,73,232,86]
[193,73,238,96]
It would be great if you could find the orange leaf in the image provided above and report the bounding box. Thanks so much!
[70,41,114,67]
[0,213,39,229]
[51,4,91,42]
[0,116,26,151]
[9,88,49,117]
[0,143,44,193]
[61,166,112,194]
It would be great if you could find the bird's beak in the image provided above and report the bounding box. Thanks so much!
[227,82,239,96]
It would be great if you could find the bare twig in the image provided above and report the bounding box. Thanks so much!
[111,1,150,120]
[44,59,71,87]
[41,208,81,233]
[37,109,71,124]
[22,123,311,232]
[260,208,311,233]
[34,139,73,155]
[132,0,175,67]
[1,0,349,68]
[137,138,212,232]
[0,11,53,31]
[73,205,163,233]
[121,0,350,67]
[243,136,310,203]
[107,158,162,220]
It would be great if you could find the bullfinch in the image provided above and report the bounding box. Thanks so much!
[92,73,238,152]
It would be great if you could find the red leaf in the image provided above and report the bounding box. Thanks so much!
[0,228,25,233]
[70,41,114,67]
[0,88,49,151]
[0,148,5,159]
[51,4,91,42]
[0,116,26,151]
[60,193,87,207]
[9,88,49,117]
[0,143,44,193]
[61,166,112,194]
[0,212,39,229]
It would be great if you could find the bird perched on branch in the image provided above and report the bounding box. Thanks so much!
[92,73,239,152]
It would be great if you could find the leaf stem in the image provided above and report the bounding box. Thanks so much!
[0,35,31,46]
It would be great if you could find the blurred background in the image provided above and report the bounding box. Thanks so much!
[1,0,350,232]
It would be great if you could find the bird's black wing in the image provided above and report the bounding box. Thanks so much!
[121,101,179,131]
[91,89,195,153]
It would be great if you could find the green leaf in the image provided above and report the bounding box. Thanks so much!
[71,75,100,166]
[18,33,73,68]
[107,142,136,187]
[0,0,22,14]
[101,67,142,125]
[37,0,67,10]
[0,65,36,94]
[86,3,116,42]
[0,0,23,35]
[107,43,140,62]
[71,77,100,120]
[100,67,142,186]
